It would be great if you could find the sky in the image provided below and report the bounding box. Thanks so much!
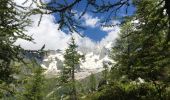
[14,0,135,50]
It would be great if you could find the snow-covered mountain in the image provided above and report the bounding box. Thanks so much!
[40,42,115,79]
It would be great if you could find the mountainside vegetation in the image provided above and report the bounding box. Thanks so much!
[0,0,170,100]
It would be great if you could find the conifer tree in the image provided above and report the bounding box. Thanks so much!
[102,62,109,83]
[88,73,97,92]
[0,0,32,98]
[111,0,170,81]
[111,21,137,80]
[62,37,83,100]
[23,61,45,100]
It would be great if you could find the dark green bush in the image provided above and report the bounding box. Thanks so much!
[90,82,168,100]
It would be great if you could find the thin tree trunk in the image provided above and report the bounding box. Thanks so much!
[165,0,170,42]
[71,66,77,100]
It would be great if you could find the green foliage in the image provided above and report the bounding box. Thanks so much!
[112,6,170,81]
[105,0,170,99]
[0,0,169,100]
[23,61,45,100]
[61,37,84,100]
[88,73,97,92]
[62,37,83,83]
[86,82,169,100]
[0,0,32,98]
[102,63,109,82]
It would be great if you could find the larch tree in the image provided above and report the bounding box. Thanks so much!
[0,0,32,98]
[29,0,170,44]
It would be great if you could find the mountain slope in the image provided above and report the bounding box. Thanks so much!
[41,42,115,79]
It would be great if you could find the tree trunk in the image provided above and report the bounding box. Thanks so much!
[165,0,170,42]
[71,66,77,100]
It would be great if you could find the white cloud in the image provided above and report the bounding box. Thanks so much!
[83,14,100,28]
[15,15,71,50]
[14,0,50,8]
[101,26,115,32]
[99,20,120,47]
[100,25,120,46]
[14,0,71,50]
[15,15,120,50]
[14,0,120,51]
[14,0,36,8]
[15,14,97,50]
[71,33,96,48]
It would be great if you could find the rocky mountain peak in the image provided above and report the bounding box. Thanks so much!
[41,42,114,79]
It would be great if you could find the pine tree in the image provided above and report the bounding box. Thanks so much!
[23,61,45,100]
[88,73,97,92]
[62,37,83,100]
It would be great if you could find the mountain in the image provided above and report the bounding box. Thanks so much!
[40,42,115,79]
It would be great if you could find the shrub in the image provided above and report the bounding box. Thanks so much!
[89,82,168,100]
